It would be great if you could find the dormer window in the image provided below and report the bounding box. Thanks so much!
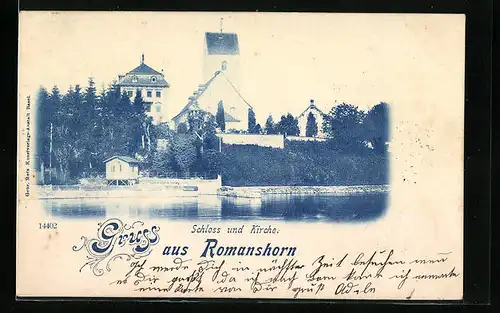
[131,75,138,83]
[151,76,157,83]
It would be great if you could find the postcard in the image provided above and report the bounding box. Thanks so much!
[16,11,465,300]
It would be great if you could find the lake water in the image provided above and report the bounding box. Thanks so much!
[42,192,388,222]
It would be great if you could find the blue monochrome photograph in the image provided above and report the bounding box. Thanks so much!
[32,16,390,222]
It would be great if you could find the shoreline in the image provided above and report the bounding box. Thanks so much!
[219,184,389,198]
[34,184,389,200]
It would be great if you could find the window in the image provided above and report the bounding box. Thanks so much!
[155,103,161,113]
[145,103,152,112]
[127,90,133,97]
[221,60,227,71]
[131,75,138,83]
[156,91,161,98]
[151,76,157,83]
[147,91,152,97]
[111,165,115,172]
[119,164,122,172]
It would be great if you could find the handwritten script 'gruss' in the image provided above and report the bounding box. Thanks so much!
[106,249,459,299]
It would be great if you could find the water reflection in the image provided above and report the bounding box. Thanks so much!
[43,192,387,222]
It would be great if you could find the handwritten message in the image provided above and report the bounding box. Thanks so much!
[106,251,458,299]
[73,219,461,299]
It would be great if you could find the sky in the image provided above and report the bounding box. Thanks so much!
[19,12,465,125]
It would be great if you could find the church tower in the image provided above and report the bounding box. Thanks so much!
[203,18,241,89]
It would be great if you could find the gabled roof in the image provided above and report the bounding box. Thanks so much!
[128,63,162,75]
[118,61,170,87]
[103,156,143,164]
[205,32,239,55]
[171,70,251,122]
[298,103,326,119]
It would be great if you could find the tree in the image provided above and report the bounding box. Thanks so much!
[363,102,390,154]
[171,134,197,176]
[81,78,99,175]
[187,108,205,134]
[177,122,188,134]
[187,110,218,157]
[276,113,300,136]
[322,103,366,152]
[216,100,226,131]
[202,148,222,178]
[248,108,256,133]
[201,114,219,151]
[264,115,277,134]
[253,123,262,134]
[305,112,318,137]
[132,88,145,116]
[150,148,174,177]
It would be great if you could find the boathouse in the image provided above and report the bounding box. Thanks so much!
[103,156,143,186]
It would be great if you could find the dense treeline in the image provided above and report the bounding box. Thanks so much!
[35,80,223,184]
[221,141,389,186]
[35,77,390,186]
[221,102,390,186]
[148,111,222,179]
[36,79,157,184]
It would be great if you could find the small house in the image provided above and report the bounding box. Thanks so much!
[297,99,326,138]
[103,156,143,186]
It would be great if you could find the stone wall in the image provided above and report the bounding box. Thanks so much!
[218,133,284,149]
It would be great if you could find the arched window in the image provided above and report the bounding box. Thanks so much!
[131,75,138,83]
[119,164,122,172]
[155,103,161,113]
[221,61,227,71]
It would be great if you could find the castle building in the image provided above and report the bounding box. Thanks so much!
[118,54,170,124]
[297,99,326,137]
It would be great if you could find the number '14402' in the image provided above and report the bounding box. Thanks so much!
[39,222,57,229]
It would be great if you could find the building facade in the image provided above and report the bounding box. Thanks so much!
[118,55,170,124]
[103,156,142,185]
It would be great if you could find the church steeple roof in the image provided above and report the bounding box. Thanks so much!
[205,32,239,55]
